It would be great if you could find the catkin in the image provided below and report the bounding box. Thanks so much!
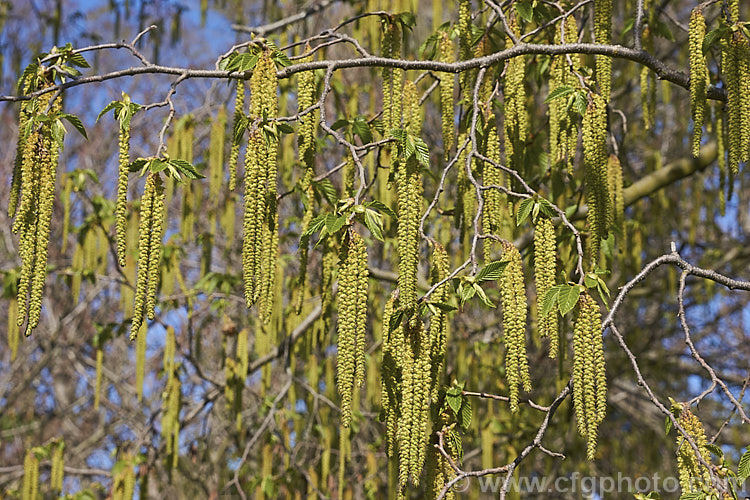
[439,33,455,154]
[229,79,245,191]
[242,50,279,323]
[295,51,317,314]
[428,243,450,401]
[572,292,606,460]
[583,93,610,256]
[675,406,713,494]
[94,346,103,410]
[607,154,624,230]
[689,9,708,158]
[534,217,558,356]
[8,298,19,361]
[22,449,39,500]
[500,242,531,412]
[50,440,64,492]
[503,19,527,175]
[336,230,368,428]
[397,81,423,312]
[116,121,131,266]
[594,0,612,102]
[382,21,403,138]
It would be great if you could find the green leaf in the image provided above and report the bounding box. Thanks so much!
[61,114,88,139]
[584,273,598,289]
[541,284,563,316]
[545,85,575,103]
[459,282,476,306]
[96,101,120,123]
[325,214,346,235]
[678,493,706,500]
[389,308,405,333]
[705,443,723,460]
[351,116,373,144]
[67,52,90,68]
[664,416,673,436]
[168,159,205,180]
[473,283,495,308]
[459,399,472,430]
[331,118,349,130]
[366,200,397,218]
[514,1,534,23]
[430,302,457,312]
[312,179,338,206]
[738,449,750,482]
[276,122,294,134]
[572,91,587,116]
[128,158,149,173]
[557,284,582,316]
[447,394,462,415]
[516,198,535,226]
[702,26,729,55]
[475,261,509,283]
[363,209,384,241]
[233,114,249,144]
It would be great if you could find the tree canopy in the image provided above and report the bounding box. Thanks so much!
[1,0,750,498]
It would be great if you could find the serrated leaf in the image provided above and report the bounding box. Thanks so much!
[332,118,349,130]
[363,209,384,241]
[96,101,120,123]
[233,113,248,144]
[276,122,294,134]
[352,117,373,144]
[389,309,405,333]
[665,416,673,436]
[325,214,346,235]
[545,85,575,103]
[414,137,430,167]
[515,1,534,22]
[702,26,729,55]
[541,284,563,316]
[584,274,598,289]
[738,449,750,482]
[61,114,88,139]
[313,179,338,206]
[168,159,205,180]
[473,283,495,308]
[447,394,462,415]
[459,399,472,430]
[516,198,535,226]
[476,260,509,282]
[430,302,457,312]
[705,443,723,460]
[573,92,587,116]
[366,200,397,218]
[459,283,476,306]
[557,284,582,316]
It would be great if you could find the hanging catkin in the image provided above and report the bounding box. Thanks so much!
[607,154,624,230]
[439,32,455,155]
[500,242,531,412]
[115,114,132,266]
[689,9,707,158]
[594,0,612,102]
[549,14,579,174]
[242,49,279,323]
[382,20,403,138]
[336,230,368,428]
[583,93,610,256]
[50,440,64,492]
[534,217,558,356]
[572,292,606,460]
[229,79,245,191]
[22,448,39,500]
[503,18,527,175]
[675,406,713,493]
[296,50,317,314]
[397,81,423,312]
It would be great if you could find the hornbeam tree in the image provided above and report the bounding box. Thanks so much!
[2,0,750,498]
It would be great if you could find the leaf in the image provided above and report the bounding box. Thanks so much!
[276,122,294,134]
[414,137,430,167]
[303,215,327,238]
[128,158,149,173]
[584,273,598,289]
[351,117,373,144]
[459,399,472,430]
[389,308,404,333]
[475,261,509,283]
[541,284,563,316]
[516,198,535,226]
[459,282,476,306]
[366,200,397,218]
[473,283,495,308]
[447,394,462,415]
[168,159,205,180]
[430,302,457,312]
[514,1,534,23]
[702,26,729,55]
[325,214,346,235]
[68,52,90,68]
[96,101,120,123]
[233,113,248,144]
[664,416,673,436]
[363,209,384,241]
[545,85,575,103]
[738,449,750,482]
[557,284,582,316]
[705,443,723,460]
[312,179,338,206]
[61,114,88,139]
[331,118,349,130]
[572,91,587,116]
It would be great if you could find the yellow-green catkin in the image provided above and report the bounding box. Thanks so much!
[398,81,423,312]
[381,292,400,457]
[242,50,279,324]
[116,121,131,266]
[229,79,244,191]
[94,343,103,410]
[607,154,624,231]
[8,297,19,360]
[146,175,165,321]
[296,50,317,315]
[336,230,368,428]
[134,320,148,401]
[439,32,455,155]
[549,15,579,175]
[534,217,558,356]
[382,20,403,140]
[734,34,750,167]
[458,0,472,98]
[50,440,64,492]
[583,93,610,256]
[112,456,136,500]
[675,406,713,494]
[162,368,181,469]
[428,243,449,399]
[61,175,72,252]
[499,242,531,412]
[13,88,59,336]
[208,107,227,204]
[481,113,511,252]
[572,292,606,460]
[425,410,458,500]
[641,28,657,131]
[689,9,708,158]
[503,18,527,175]
[594,0,612,102]
[21,448,39,500]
